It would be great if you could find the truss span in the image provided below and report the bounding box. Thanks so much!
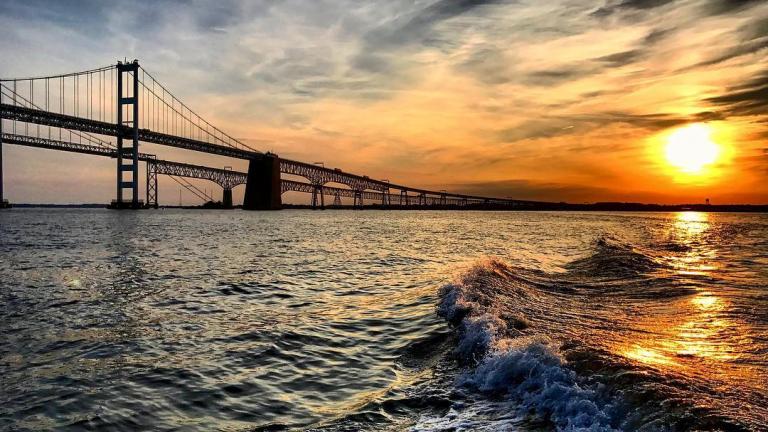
[0,60,530,208]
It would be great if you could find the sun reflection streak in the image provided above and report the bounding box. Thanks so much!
[617,213,746,371]
[620,291,737,371]
[666,212,717,275]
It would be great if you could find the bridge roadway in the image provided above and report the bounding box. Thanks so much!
[3,133,491,208]
[0,103,520,206]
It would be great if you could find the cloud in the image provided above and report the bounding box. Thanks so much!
[496,111,723,143]
[591,0,677,18]
[594,49,645,66]
[454,46,515,85]
[684,16,768,69]
[363,0,508,49]
[522,67,597,86]
[497,121,579,142]
[702,0,764,16]
[706,71,768,116]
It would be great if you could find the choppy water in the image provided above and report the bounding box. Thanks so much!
[1,209,766,431]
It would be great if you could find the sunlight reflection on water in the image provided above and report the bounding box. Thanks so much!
[617,212,752,381]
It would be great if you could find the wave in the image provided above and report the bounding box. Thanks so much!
[435,259,621,431]
[427,238,749,432]
[564,236,662,280]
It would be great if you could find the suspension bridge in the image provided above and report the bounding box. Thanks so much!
[0,60,530,210]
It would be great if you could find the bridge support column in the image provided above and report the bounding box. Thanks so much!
[146,158,158,209]
[243,154,281,210]
[222,188,233,209]
[311,185,325,210]
[110,60,142,209]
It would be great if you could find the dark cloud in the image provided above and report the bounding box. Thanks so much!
[496,110,724,143]
[0,0,250,37]
[191,2,249,32]
[339,0,514,96]
[589,27,672,69]
[594,49,645,66]
[525,26,672,87]
[694,40,768,69]
[702,0,764,16]
[497,122,578,142]
[523,67,596,86]
[291,77,385,100]
[706,71,768,116]
[686,17,768,69]
[591,0,677,18]
[643,28,672,45]
[454,46,514,85]
[0,0,111,36]
[363,0,508,49]
[591,111,725,130]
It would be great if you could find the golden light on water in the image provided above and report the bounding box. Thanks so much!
[622,345,679,367]
[664,123,720,174]
[668,212,717,275]
[618,213,743,372]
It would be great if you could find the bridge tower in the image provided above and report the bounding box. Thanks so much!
[110,60,141,209]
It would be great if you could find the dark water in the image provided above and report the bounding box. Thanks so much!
[1,209,766,431]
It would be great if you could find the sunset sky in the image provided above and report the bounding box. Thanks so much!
[1,0,766,204]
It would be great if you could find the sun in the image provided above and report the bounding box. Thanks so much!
[664,123,720,173]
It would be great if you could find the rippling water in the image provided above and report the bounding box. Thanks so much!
[1,209,766,431]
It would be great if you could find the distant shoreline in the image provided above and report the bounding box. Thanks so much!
[5,203,768,212]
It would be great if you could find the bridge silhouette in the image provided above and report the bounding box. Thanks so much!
[0,60,529,210]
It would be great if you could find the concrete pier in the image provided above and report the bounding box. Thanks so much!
[243,154,282,210]
[222,188,233,209]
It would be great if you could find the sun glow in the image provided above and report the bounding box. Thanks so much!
[664,123,720,173]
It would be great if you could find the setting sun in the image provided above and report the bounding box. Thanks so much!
[665,123,720,174]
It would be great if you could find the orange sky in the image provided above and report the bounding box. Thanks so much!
[1,0,767,204]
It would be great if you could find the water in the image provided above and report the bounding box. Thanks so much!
[1,209,766,431]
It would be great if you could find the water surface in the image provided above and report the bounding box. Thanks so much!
[1,210,766,431]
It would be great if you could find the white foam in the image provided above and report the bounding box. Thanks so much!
[434,261,622,432]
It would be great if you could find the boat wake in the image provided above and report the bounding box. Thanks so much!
[415,237,753,431]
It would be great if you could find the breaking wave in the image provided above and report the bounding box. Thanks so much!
[422,237,753,431]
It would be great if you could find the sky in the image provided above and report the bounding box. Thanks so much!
[0,0,766,205]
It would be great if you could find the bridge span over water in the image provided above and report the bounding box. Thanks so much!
[0,60,528,210]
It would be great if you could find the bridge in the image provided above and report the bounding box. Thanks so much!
[0,60,529,210]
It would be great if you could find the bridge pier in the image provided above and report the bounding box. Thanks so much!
[311,185,325,210]
[222,188,233,209]
[146,158,158,209]
[243,154,281,210]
